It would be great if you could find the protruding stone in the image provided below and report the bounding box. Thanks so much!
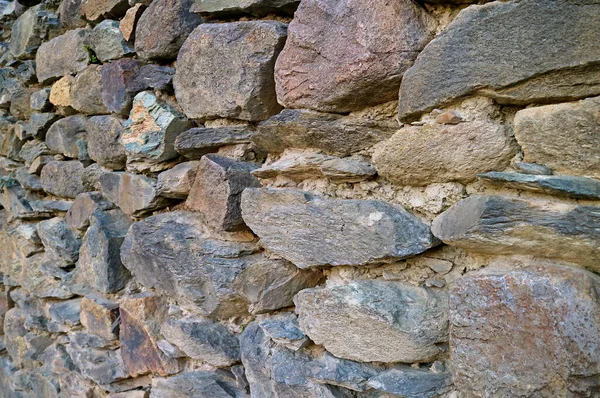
[431,195,600,272]
[120,211,259,317]
[151,371,247,398]
[98,172,170,217]
[37,217,81,265]
[134,0,202,61]
[434,111,462,125]
[241,188,438,268]
[88,20,134,62]
[373,121,516,186]
[513,96,600,178]
[9,4,57,60]
[254,109,396,157]
[40,160,88,199]
[174,126,257,160]
[80,0,129,22]
[186,154,260,231]
[275,0,435,113]
[35,28,90,84]
[191,0,298,17]
[78,209,133,293]
[366,367,452,398]
[295,280,449,363]
[233,258,322,314]
[70,65,109,115]
[398,0,600,120]
[162,316,240,366]
[66,191,115,231]
[156,161,200,199]
[121,91,192,172]
[450,263,600,396]
[45,115,89,160]
[30,88,51,111]
[86,115,127,170]
[80,296,119,340]
[119,4,145,41]
[174,21,286,121]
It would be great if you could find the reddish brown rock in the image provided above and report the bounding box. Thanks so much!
[120,4,145,42]
[80,296,120,340]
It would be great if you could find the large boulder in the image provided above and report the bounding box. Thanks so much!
[450,263,600,396]
[274,0,435,113]
[35,28,90,84]
[398,0,600,120]
[174,21,287,122]
[241,188,438,268]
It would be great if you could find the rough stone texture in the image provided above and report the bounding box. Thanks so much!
[372,121,517,186]
[254,109,396,156]
[513,96,600,178]
[191,0,298,16]
[241,188,438,268]
[233,258,322,314]
[186,155,261,231]
[174,126,257,159]
[275,0,435,113]
[49,76,74,108]
[29,88,51,112]
[120,211,260,317]
[88,20,134,62]
[134,0,202,61]
[86,115,127,170]
[295,280,448,363]
[80,296,120,340]
[161,317,240,366]
[366,367,452,398]
[40,160,88,199]
[151,371,247,398]
[45,115,89,160]
[9,4,56,60]
[98,171,170,217]
[156,161,200,199]
[35,28,90,84]
[37,217,81,265]
[119,4,145,41]
[26,112,58,139]
[174,21,287,121]
[514,162,553,176]
[398,0,600,120]
[121,91,192,173]
[58,0,86,28]
[451,263,600,397]
[80,0,129,22]
[432,195,600,272]
[70,65,109,115]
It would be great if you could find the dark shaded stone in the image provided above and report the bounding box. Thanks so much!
[191,0,298,17]
[13,166,43,191]
[29,88,51,111]
[513,162,553,176]
[45,115,89,160]
[86,115,127,170]
[19,139,55,166]
[174,126,257,160]
[26,112,58,139]
[9,4,57,60]
[40,160,88,199]
[256,312,308,351]
[366,367,452,398]
[35,28,90,84]
[151,371,247,398]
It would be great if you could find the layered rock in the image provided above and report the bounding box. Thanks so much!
[174,126,257,160]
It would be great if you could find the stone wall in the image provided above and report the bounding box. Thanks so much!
[0,0,598,396]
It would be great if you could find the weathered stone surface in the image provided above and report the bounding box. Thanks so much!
[119,4,145,41]
[513,96,600,178]
[78,209,133,293]
[135,0,202,61]
[295,280,449,363]
[120,211,259,317]
[174,126,257,159]
[40,160,88,198]
[319,158,376,183]
[275,0,434,113]
[121,91,191,172]
[37,217,81,265]
[28,155,54,174]
[98,172,170,217]
[254,109,396,156]
[0,184,52,220]
[35,28,90,84]
[26,112,59,140]
[242,188,438,268]
[514,162,553,176]
[66,191,115,231]
[70,65,109,115]
[19,139,55,166]
[478,172,600,200]
[119,294,181,377]
[30,88,51,112]
[398,0,600,120]
[432,195,600,271]
[48,298,82,329]
[174,21,286,121]
[45,115,89,160]
[49,75,74,108]
[58,0,86,28]
[186,155,260,231]
[87,115,127,170]
[9,87,34,120]
[373,121,516,186]
[101,59,175,116]
[4,308,30,368]
[88,20,134,62]
[256,312,308,351]
[451,263,600,397]
[9,4,56,59]
[156,161,199,199]
[80,0,129,22]
[80,296,119,340]
[162,316,240,366]
[13,166,42,191]
[252,150,333,181]
[234,258,322,314]
[191,0,298,16]
[151,371,247,398]
[366,367,452,398]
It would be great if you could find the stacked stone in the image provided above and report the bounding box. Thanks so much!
[0,0,598,396]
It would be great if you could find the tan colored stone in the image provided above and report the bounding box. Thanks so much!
[81,0,129,22]
[80,296,119,340]
[49,76,74,108]
[119,4,145,42]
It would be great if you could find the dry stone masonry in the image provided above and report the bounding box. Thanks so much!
[0,0,599,397]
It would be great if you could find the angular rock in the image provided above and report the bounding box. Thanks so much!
[49,75,74,108]
[255,109,396,157]
[4,308,29,368]
[373,121,516,186]
[319,158,376,183]
[66,332,128,385]
[295,280,449,363]
[70,65,109,115]
[119,294,181,377]
[513,96,600,178]
[162,316,240,366]
[174,21,286,121]
[35,28,90,84]
[66,191,115,230]
[101,59,175,116]
[0,184,53,220]
[80,296,119,340]
[81,0,129,22]
[432,195,600,271]
[9,4,57,59]
[513,162,553,176]
[191,0,298,16]
[121,91,191,172]
[366,367,452,398]
[86,115,127,170]
[119,4,145,41]
[78,209,133,293]
[26,112,59,139]
[45,115,89,160]
[98,172,170,216]
[29,88,51,111]
[58,0,86,28]
[135,0,202,61]
[241,188,438,268]
[174,126,257,159]
[40,160,88,198]
[13,166,42,191]
[233,258,322,314]
[48,298,82,328]
[19,139,55,166]
[156,161,200,199]
[398,0,600,120]
[256,312,307,351]
[37,217,82,265]
[28,155,54,174]
[450,263,600,396]
[88,20,134,62]
[252,150,333,181]
[120,211,259,317]
[151,371,247,398]
[275,0,434,113]
[9,87,34,120]
[186,154,260,231]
